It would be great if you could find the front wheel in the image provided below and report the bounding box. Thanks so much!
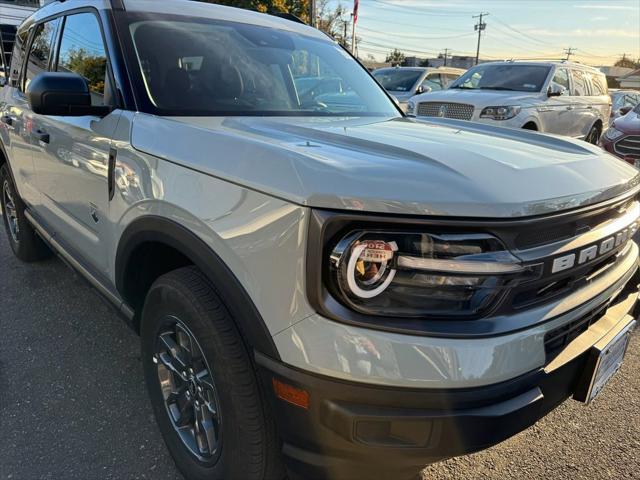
[140,266,285,480]
[586,124,601,144]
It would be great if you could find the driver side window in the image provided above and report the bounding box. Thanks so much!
[421,74,442,92]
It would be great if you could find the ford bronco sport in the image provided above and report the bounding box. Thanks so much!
[0,1,638,480]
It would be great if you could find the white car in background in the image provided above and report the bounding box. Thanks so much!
[610,89,640,120]
[372,66,465,111]
[408,61,611,144]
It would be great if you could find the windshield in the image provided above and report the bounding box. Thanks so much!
[372,69,422,92]
[124,14,399,117]
[450,64,551,92]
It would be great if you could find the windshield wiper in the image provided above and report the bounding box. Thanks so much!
[450,85,475,89]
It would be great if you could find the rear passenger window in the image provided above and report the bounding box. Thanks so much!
[570,70,588,96]
[23,18,60,92]
[57,13,109,106]
[587,73,606,96]
[550,68,570,95]
[9,29,28,88]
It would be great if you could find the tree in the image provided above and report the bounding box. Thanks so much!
[614,55,640,69]
[385,49,405,66]
[200,0,310,23]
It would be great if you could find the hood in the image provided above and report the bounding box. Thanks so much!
[410,89,542,108]
[613,109,640,134]
[131,114,640,218]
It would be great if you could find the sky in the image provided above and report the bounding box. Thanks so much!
[329,0,640,66]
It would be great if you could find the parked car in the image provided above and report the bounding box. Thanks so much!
[408,61,611,143]
[372,66,465,111]
[1,2,639,480]
[602,103,640,165]
[610,89,640,120]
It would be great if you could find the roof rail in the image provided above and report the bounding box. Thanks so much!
[272,12,307,25]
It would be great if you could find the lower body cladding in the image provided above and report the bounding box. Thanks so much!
[256,266,639,480]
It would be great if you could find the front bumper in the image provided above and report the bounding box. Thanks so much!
[257,272,639,480]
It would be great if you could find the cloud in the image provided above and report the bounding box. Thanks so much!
[573,4,636,10]
[523,28,639,38]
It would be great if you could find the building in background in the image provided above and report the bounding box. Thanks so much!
[0,0,42,76]
[402,55,485,69]
[598,66,634,89]
[617,69,640,90]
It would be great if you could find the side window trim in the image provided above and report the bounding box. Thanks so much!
[54,8,119,108]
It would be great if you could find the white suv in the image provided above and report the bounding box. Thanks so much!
[408,61,611,143]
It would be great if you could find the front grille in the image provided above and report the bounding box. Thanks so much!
[544,302,610,362]
[615,136,640,158]
[513,198,634,250]
[417,102,474,120]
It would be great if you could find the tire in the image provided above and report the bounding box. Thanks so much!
[140,266,285,480]
[0,164,51,262]
[586,124,601,144]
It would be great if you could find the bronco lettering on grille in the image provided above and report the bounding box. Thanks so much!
[550,220,639,274]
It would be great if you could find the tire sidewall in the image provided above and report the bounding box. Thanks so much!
[141,278,256,480]
[0,165,21,254]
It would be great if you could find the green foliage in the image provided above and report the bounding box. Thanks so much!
[199,0,311,23]
[385,49,405,66]
[61,48,106,95]
[614,57,640,70]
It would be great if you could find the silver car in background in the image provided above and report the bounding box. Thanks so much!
[372,66,465,111]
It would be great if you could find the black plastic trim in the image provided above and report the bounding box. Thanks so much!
[115,215,280,359]
[255,337,599,480]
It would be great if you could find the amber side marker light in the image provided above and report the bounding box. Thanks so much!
[272,378,310,409]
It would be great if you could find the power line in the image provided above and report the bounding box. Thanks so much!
[473,12,489,66]
[370,0,477,17]
[357,26,475,41]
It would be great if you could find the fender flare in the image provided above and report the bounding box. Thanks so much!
[115,215,280,360]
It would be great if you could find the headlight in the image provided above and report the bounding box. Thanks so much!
[480,106,521,121]
[406,99,416,116]
[604,127,624,141]
[328,229,536,318]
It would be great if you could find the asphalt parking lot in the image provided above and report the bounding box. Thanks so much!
[0,229,638,480]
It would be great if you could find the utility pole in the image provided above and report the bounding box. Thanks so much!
[563,47,576,61]
[309,0,316,27]
[442,48,451,66]
[473,13,488,66]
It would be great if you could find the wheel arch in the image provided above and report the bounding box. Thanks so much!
[115,215,280,359]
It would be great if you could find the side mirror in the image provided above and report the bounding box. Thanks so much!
[415,85,432,95]
[619,106,633,116]
[547,84,565,97]
[27,72,110,116]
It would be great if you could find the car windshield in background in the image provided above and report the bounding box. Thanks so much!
[126,15,399,117]
[372,69,422,92]
[450,64,551,92]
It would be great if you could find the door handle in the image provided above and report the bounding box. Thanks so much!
[586,105,593,109]
[1,114,14,126]
[33,129,50,144]
[566,106,574,111]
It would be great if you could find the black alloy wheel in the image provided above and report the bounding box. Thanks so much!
[2,178,19,243]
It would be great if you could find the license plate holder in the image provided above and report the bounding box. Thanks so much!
[574,319,635,404]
